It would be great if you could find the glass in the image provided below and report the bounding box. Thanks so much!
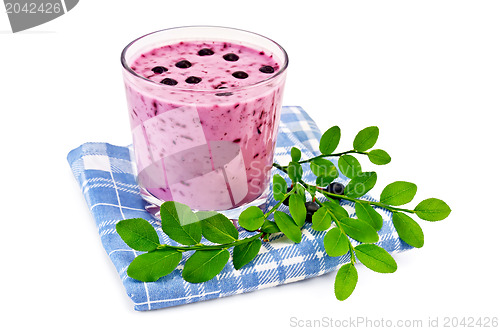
[121,26,288,218]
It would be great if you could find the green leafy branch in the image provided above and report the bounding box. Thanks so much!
[116,205,264,283]
[116,125,451,301]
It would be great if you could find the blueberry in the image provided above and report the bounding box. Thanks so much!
[198,48,214,56]
[175,60,192,68]
[282,187,293,206]
[232,71,248,79]
[185,76,202,84]
[305,201,320,223]
[325,182,345,195]
[151,66,168,74]
[306,201,320,213]
[223,53,239,62]
[259,65,275,74]
[160,78,178,86]
[215,87,233,97]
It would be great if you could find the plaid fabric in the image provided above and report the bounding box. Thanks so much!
[67,106,413,311]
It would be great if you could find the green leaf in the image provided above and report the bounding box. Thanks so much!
[232,239,262,270]
[291,147,301,162]
[289,194,307,227]
[414,198,451,221]
[326,198,340,205]
[310,158,338,177]
[311,207,332,231]
[355,202,383,231]
[127,249,182,282]
[323,200,350,220]
[392,212,424,248]
[274,211,302,243]
[324,228,350,257]
[238,206,266,231]
[293,184,306,202]
[160,201,201,245]
[338,155,362,179]
[380,181,417,206]
[337,217,379,243]
[272,174,288,201]
[316,175,334,187]
[368,149,391,165]
[197,211,238,244]
[319,125,341,155]
[182,249,230,283]
[287,161,303,183]
[335,263,358,301]
[116,218,160,252]
[261,220,280,234]
[344,172,377,198]
[353,126,379,152]
[354,244,397,273]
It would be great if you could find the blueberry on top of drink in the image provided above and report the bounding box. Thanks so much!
[259,65,275,74]
[232,71,249,79]
[160,78,178,86]
[175,60,192,68]
[198,48,214,56]
[151,66,168,74]
[223,53,239,62]
[185,76,202,84]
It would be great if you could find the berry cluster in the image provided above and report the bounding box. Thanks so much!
[148,49,275,87]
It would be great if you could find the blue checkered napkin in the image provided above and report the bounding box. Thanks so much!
[67,106,413,311]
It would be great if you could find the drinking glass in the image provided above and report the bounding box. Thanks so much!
[121,26,288,218]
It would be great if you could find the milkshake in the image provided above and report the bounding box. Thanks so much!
[121,27,288,214]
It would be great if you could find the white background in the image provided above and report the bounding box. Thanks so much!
[1,1,499,329]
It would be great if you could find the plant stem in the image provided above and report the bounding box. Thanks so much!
[315,198,356,264]
[264,186,295,217]
[157,181,296,254]
[272,162,287,172]
[298,150,368,164]
[272,162,311,189]
[272,162,416,215]
[156,233,262,252]
[320,189,416,214]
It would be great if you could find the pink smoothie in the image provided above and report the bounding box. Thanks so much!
[123,40,286,211]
